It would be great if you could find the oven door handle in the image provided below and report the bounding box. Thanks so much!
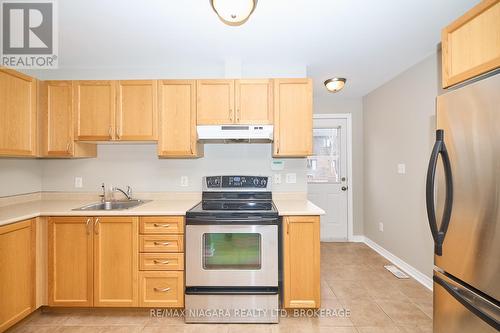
[186,217,279,225]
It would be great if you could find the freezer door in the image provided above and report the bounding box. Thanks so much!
[434,271,500,332]
[432,73,500,301]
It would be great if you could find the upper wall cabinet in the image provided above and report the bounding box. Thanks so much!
[0,68,37,157]
[442,0,500,88]
[196,80,235,124]
[197,79,273,125]
[74,81,116,141]
[273,79,313,157]
[116,80,157,141]
[158,80,201,158]
[235,79,273,124]
[39,81,96,158]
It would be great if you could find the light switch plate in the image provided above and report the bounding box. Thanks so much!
[379,222,384,232]
[180,176,189,187]
[274,174,282,184]
[74,177,83,188]
[397,163,406,174]
[285,173,297,184]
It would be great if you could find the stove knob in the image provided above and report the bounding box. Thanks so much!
[253,178,259,186]
[214,178,220,186]
[261,179,267,187]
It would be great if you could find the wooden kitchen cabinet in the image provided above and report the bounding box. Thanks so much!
[39,81,96,158]
[283,216,320,308]
[442,0,500,88]
[116,80,158,141]
[74,81,116,141]
[139,271,184,307]
[196,79,273,125]
[196,79,235,124]
[0,68,38,157]
[48,217,93,307]
[158,80,201,158]
[0,219,36,332]
[93,216,138,307]
[235,79,273,124]
[273,79,313,157]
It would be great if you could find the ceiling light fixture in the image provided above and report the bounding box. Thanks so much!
[210,0,258,26]
[324,78,347,93]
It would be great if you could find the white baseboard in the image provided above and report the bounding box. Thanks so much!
[362,237,433,291]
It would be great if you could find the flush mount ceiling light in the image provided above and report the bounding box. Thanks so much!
[324,78,347,93]
[210,0,258,26]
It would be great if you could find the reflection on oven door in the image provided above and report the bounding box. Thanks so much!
[186,224,278,287]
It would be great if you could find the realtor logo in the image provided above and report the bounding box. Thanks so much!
[1,0,58,68]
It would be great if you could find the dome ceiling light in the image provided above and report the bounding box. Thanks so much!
[210,0,258,26]
[324,78,347,93]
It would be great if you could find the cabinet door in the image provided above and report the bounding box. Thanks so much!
[196,80,235,124]
[283,216,320,308]
[93,217,138,307]
[74,81,116,141]
[139,271,184,307]
[116,80,158,140]
[273,79,313,157]
[39,81,96,158]
[48,217,93,307]
[235,79,273,124]
[158,80,199,157]
[0,69,37,157]
[442,0,500,88]
[0,220,35,332]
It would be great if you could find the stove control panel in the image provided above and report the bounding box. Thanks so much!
[205,176,269,190]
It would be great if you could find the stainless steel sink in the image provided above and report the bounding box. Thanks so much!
[73,199,151,211]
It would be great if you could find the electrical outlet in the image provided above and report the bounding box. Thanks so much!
[274,173,282,184]
[379,222,384,232]
[180,176,189,187]
[397,163,406,174]
[74,177,83,188]
[286,173,297,184]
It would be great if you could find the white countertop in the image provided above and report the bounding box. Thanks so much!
[0,192,325,227]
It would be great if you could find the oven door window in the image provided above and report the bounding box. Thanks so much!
[202,233,261,270]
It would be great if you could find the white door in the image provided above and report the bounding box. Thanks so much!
[307,117,349,241]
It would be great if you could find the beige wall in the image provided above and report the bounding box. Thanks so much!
[41,144,307,193]
[363,53,440,277]
[0,159,42,197]
[314,96,364,236]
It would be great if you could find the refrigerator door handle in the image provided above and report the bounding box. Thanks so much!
[434,274,500,331]
[426,129,454,256]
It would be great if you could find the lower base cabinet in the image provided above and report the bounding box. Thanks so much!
[139,271,184,307]
[283,216,321,308]
[48,216,138,307]
[0,219,35,332]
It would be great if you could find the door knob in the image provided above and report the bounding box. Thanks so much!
[341,186,348,191]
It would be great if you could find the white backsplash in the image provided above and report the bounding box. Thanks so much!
[41,143,307,193]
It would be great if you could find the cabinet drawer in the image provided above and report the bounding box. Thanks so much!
[139,253,184,271]
[139,235,184,252]
[139,271,184,307]
[139,216,184,234]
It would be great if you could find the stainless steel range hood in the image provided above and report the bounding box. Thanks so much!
[197,125,273,143]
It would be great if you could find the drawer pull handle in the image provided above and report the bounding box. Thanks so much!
[154,241,170,246]
[154,287,171,292]
[153,260,170,265]
[154,224,170,228]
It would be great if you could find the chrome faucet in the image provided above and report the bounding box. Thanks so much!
[112,186,133,200]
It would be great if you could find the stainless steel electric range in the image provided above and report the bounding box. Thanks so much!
[185,175,280,323]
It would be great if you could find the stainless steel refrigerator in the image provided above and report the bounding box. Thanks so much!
[426,72,500,332]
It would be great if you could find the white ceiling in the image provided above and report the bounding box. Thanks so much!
[45,0,478,98]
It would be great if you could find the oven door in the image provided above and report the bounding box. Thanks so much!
[185,222,278,287]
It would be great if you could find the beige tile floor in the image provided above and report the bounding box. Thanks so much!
[8,242,433,333]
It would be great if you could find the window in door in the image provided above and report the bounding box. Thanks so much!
[307,127,341,183]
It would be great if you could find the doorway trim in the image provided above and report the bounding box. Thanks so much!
[312,113,354,241]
